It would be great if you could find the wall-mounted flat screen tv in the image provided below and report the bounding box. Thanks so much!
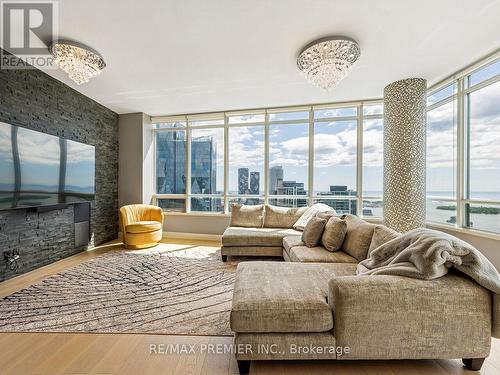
[0,122,95,210]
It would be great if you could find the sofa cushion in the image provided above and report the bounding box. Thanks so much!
[264,205,307,228]
[341,214,375,261]
[230,204,265,228]
[368,225,401,257]
[222,227,301,247]
[321,217,347,252]
[293,203,336,231]
[289,246,358,263]
[231,262,356,333]
[301,217,327,247]
[126,221,162,233]
[283,235,304,253]
[230,204,265,227]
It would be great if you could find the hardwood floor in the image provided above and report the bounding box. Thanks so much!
[0,238,499,375]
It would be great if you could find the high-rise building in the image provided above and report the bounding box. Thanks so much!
[269,165,283,194]
[238,168,249,194]
[275,180,307,207]
[316,185,357,215]
[156,130,187,194]
[156,132,218,211]
[249,172,260,194]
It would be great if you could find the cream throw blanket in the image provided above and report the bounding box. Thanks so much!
[357,228,500,294]
[293,203,335,231]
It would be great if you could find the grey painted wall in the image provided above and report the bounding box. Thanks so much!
[0,49,118,281]
[118,113,144,207]
[118,113,154,207]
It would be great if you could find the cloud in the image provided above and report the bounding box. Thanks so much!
[228,126,265,167]
[427,82,500,170]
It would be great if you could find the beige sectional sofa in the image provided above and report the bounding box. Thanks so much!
[224,204,499,374]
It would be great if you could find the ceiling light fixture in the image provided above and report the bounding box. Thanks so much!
[297,36,360,91]
[49,40,106,85]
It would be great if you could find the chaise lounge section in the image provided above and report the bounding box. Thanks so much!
[225,204,499,373]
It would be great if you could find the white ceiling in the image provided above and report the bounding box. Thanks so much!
[8,0,500,115]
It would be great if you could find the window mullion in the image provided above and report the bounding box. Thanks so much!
[308,107,314,207]
[264,111,270,204]
[186,126,192,213]
[356,104,363,216]
[224,115,229,213]
[456,77,466,229]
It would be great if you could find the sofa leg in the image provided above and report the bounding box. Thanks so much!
[237,360,250,374]
[221,255,228,262]
[463,358,485,371]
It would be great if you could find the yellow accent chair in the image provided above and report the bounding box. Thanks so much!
[120,204,164,249]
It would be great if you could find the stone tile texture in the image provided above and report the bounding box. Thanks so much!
[0,49,119,281]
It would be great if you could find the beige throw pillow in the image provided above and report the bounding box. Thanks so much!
[367,225,401,257]
[301,217,327,247]
[321,217,347,252]
[230,204,264,228]
[264,205,307,228]
[341,214,375,261]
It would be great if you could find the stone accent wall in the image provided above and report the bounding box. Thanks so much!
[383,78,427,232]
[0,49,118,281]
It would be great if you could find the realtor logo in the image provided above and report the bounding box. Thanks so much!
[1,0,58,68]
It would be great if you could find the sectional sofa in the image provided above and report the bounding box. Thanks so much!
[222,204,499,374]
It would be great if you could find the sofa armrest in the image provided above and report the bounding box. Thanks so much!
[328,274,491,360]
[494,294,500,338]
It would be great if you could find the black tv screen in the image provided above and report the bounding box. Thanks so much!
[0,122,95,210]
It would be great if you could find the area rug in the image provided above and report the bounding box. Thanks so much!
[0,243,243,336]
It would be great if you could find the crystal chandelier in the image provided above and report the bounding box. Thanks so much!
[297,37,360,91]
[49,41,106,85]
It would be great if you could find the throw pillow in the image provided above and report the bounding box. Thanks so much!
[293,203,336,231]
[367,225,401,257]
[230,204,265,228]
[264,204,307,228]
[341,214,376,261]
[321,216,348,252]
[301,217,327,247]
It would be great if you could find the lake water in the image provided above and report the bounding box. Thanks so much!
[362,191,500,234]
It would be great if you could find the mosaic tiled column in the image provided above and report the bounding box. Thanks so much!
[383,78,427,232]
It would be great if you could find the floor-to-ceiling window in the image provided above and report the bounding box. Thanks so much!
[153,101,384,218]
[426,55,500,234]
[465,60,500,233]
[426,83,458,225]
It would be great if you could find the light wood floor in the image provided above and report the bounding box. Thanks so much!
[0,238,499,375]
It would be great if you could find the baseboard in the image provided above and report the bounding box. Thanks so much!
[163,231,222,241]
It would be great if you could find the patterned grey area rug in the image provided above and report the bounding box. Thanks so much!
[0,244,241,336]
